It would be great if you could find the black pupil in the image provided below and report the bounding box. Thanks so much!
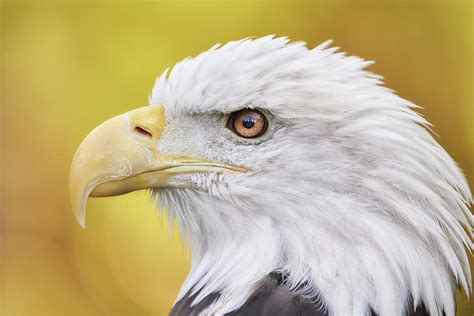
[242,116,255,129]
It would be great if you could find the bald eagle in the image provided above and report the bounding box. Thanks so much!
[69,36,472,316]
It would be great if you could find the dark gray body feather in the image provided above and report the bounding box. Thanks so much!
[169,273,431,316]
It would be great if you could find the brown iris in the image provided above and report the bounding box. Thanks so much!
[227,109,268,138]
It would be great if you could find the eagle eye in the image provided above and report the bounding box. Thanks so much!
[226,109,268,139]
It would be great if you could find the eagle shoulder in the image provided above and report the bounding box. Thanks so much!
[170,272,431,316]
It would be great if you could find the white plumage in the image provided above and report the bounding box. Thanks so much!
[148,36,472,315]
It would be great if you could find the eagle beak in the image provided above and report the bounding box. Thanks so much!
[69,104,246,228]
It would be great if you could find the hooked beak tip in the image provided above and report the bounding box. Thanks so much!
[77,216,86,229]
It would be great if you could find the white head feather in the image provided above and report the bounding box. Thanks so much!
[150,36,472,316]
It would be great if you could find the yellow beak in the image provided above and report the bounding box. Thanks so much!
[69,104,246,228]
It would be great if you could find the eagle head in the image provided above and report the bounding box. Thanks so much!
[69,36,472,315]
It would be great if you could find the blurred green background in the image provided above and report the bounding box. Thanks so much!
[1,0,472,315]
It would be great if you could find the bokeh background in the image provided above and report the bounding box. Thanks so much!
[1,0,473,315]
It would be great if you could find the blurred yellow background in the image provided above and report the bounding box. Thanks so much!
[1,0,472,315]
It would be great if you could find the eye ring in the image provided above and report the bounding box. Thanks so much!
[226,109,268,139]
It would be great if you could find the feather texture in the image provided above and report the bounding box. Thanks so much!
[149,36,472,315]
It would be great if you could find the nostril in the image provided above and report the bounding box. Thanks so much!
[134,126,153,138]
